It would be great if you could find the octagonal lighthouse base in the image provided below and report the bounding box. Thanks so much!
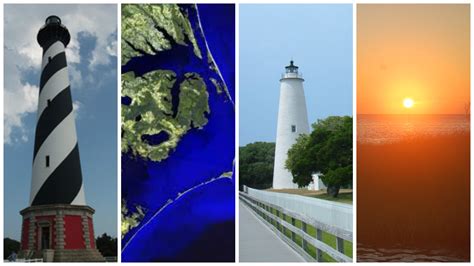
[19,204,105,262]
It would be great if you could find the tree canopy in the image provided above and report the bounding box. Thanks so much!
[4,238,20,260]
[286,116,352,197]
[96,233,117,258]
[239,142,275,190]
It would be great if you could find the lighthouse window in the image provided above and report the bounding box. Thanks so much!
[46,156,50,167]
[48,56,52,63]
[47,99,51,106]
[291,125,296,132]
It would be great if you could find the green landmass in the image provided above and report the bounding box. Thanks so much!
[176,73,210,128]
[210,78,222,94]
[121,71,209,162]
[121,3,230,100]
[121,199,146,237]
[121,4,201,65]
[220,171,233,177]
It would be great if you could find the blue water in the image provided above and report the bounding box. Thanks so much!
[141,131,170,146]
[121,96,132,106]
[198,4,235,101]
[121,4,235,262]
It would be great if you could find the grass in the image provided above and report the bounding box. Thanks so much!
[311,192,353,204]
[307,224,352,260]
[268,188,352,198]
[258,204,353,261]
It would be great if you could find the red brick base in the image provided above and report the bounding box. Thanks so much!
[19,204,104,262]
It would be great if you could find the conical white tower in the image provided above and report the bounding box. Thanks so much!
[273,60,310,189]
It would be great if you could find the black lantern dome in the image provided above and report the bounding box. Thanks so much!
[285,60,299,73]
[37,15,71,48]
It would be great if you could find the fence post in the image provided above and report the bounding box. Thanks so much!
[291,217,296,242]
[316,228,323,262]
[273,209,276,228]
[336,236,345,254]
[266,205,270,223]
[276,210,280,231]
[302,222,308,252]
[266,205,270,222]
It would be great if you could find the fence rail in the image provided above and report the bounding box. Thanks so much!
[246,187,352,233]
[240,189,352,262]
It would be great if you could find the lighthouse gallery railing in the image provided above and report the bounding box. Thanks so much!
[240,187,352,262]
[281,72,304,79]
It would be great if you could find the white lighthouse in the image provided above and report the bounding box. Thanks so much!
[273,61,310,189]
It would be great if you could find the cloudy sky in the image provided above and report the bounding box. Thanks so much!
[4,4,117,239]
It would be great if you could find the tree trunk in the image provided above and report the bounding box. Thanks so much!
[327,185,340,198]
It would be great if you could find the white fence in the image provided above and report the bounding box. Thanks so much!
[241,187,353,262]
[246,187,352,233]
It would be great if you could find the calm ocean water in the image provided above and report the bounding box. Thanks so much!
[358,114,470,144]
[357,114,470,262]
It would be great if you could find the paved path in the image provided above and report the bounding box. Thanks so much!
[239,201,305,262]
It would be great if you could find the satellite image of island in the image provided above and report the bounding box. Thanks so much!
[121,4,235,262]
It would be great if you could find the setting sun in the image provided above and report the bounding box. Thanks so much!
[357,5,470,115]
[403,98,414,109]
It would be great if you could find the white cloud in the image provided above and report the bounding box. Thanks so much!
[62,5,117,69]
[4,4,117,67]
[106,39,118,57]
[4,4,117,144]
[72,101,82,119]
[68,64,83,89]
[4,47,39,144]
[4,83,38,144]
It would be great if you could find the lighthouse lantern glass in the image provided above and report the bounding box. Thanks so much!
[46,16,61,25]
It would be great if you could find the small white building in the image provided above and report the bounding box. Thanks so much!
[308,173,327,191]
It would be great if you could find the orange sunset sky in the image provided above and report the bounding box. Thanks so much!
[357,4,470,115]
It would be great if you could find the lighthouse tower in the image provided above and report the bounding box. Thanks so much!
[19,16,104,262]
[273,61,310,189]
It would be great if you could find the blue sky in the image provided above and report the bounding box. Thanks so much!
[4,4,117,240]
[240,4,353,145]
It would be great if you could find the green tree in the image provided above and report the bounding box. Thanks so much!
[4,238,20,260]
[96,233,117,258]
[286,116,352,197]
[239,142,275,190]
[285,134,313,188]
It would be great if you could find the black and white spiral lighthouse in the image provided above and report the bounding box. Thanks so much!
[19,16,104,262]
